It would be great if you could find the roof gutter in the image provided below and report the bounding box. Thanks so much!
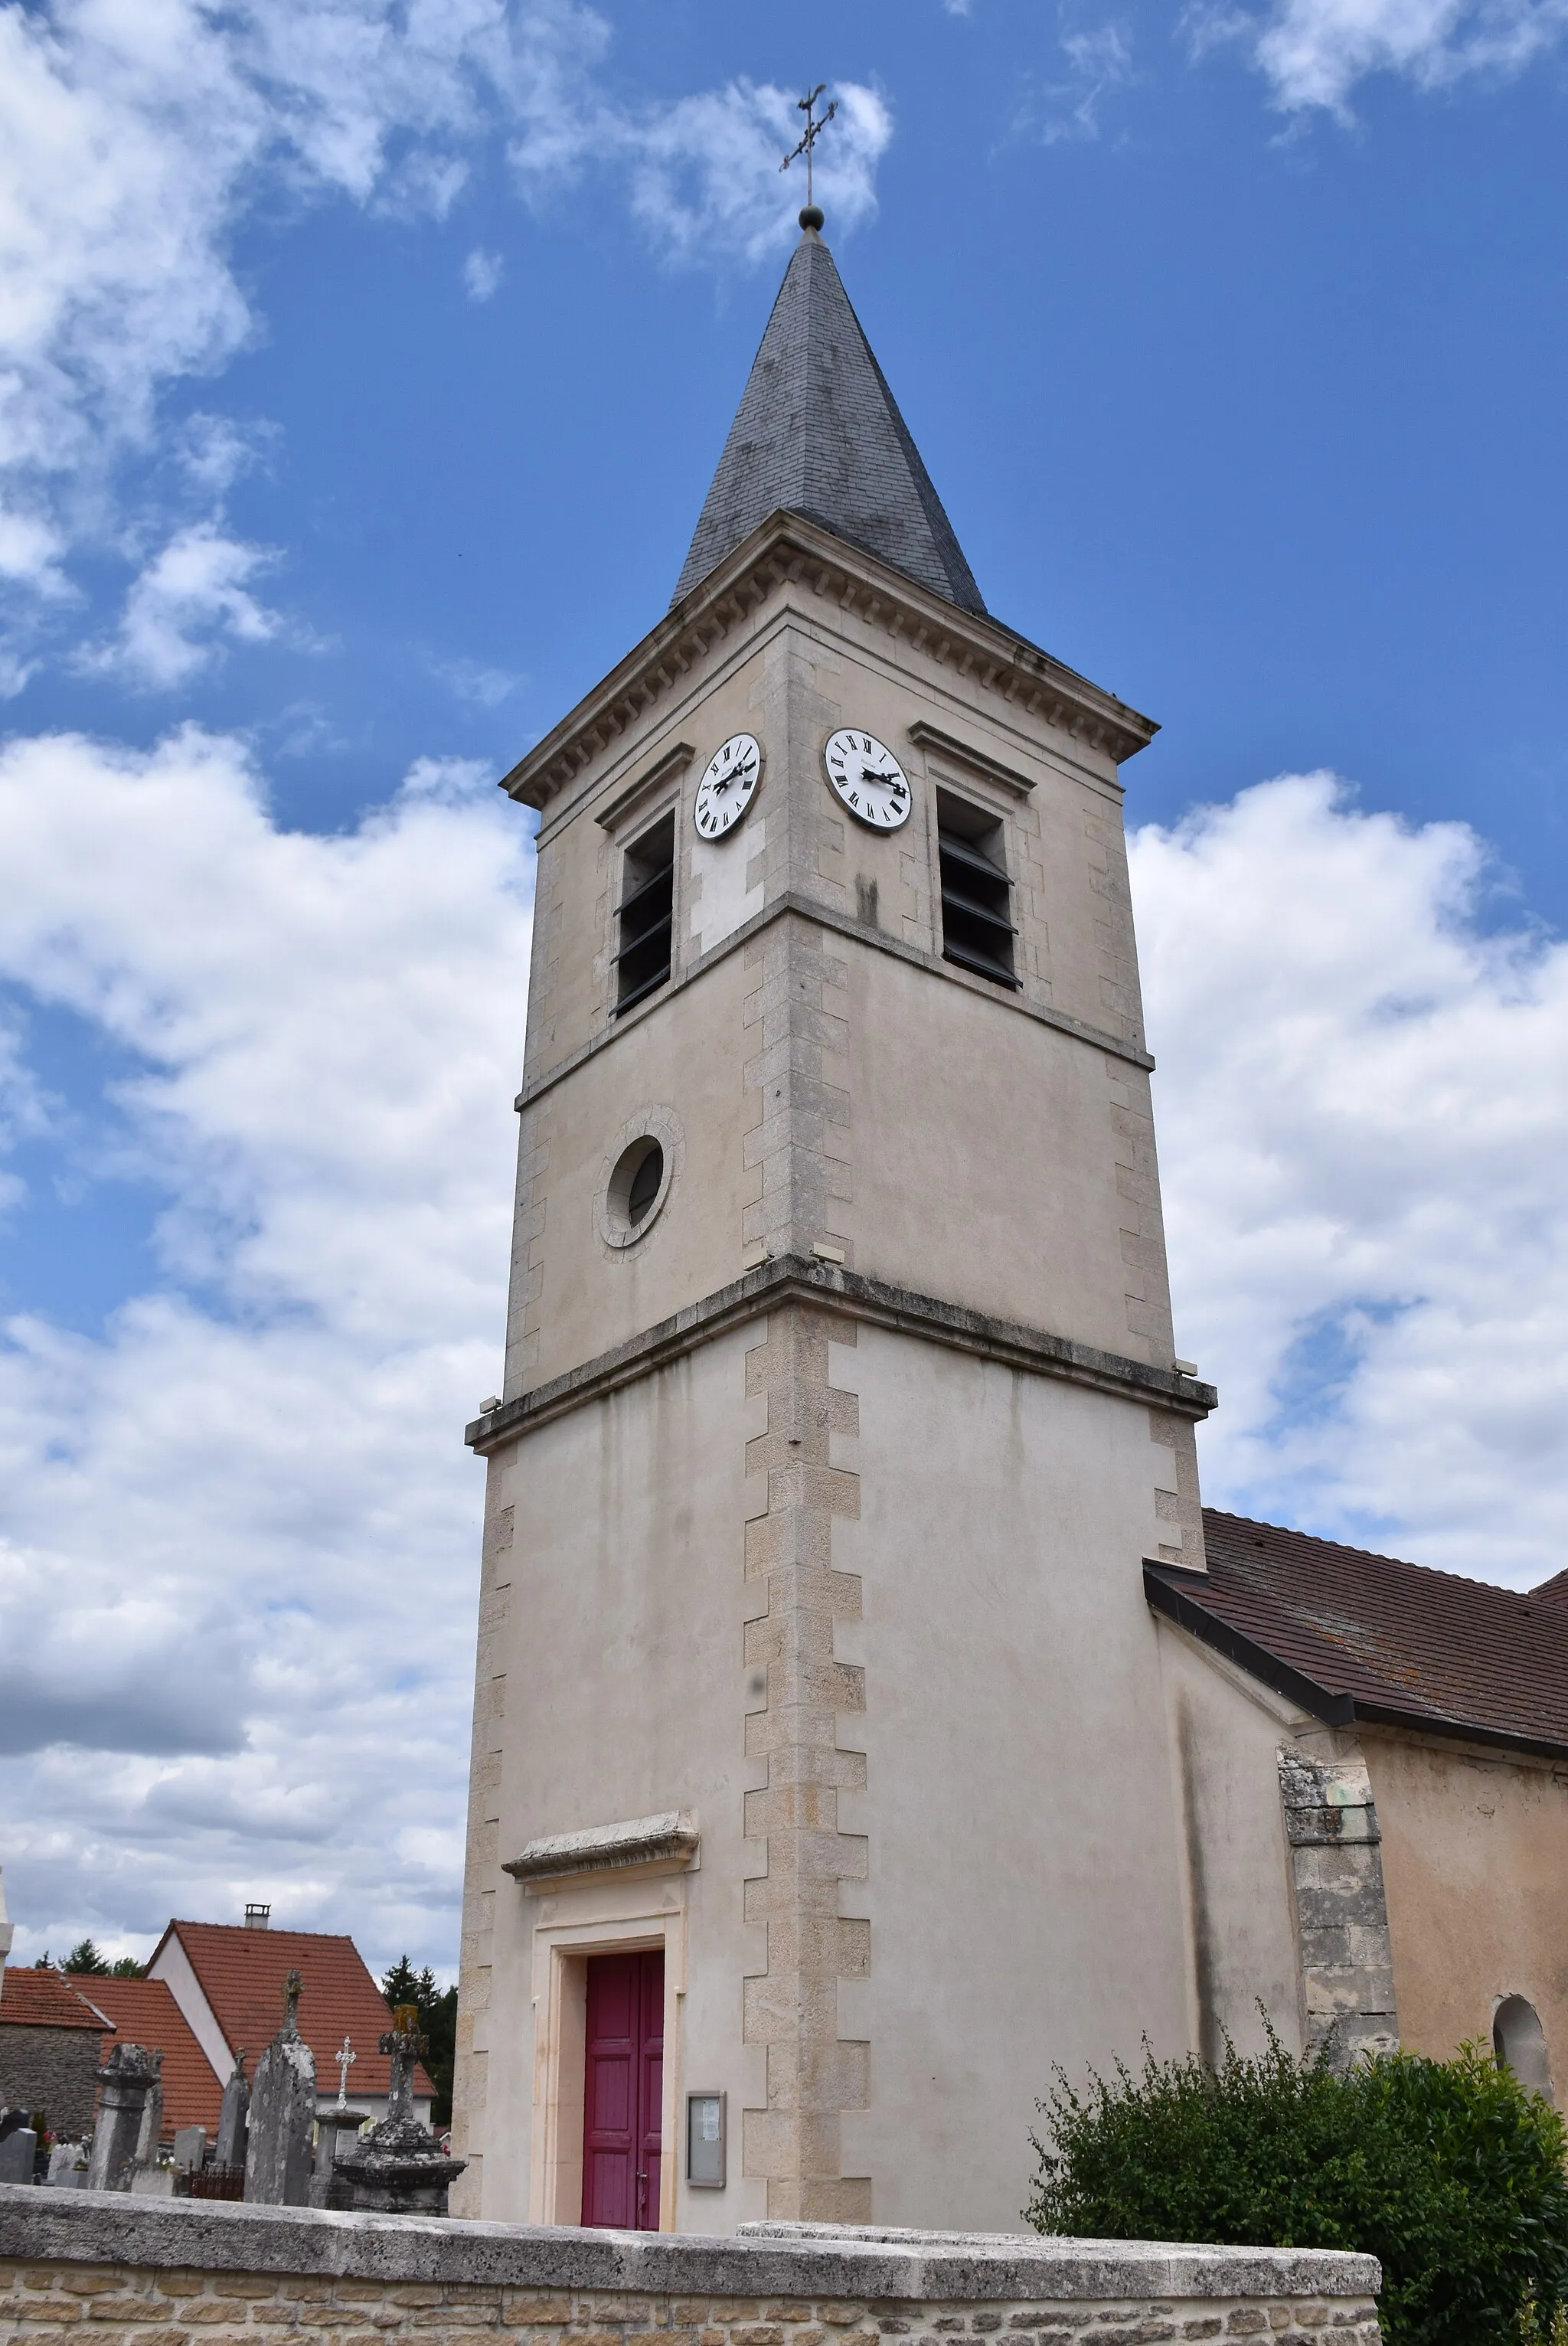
[1145,1562,1568,1763]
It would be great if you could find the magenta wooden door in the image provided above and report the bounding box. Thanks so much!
[581,1949,664,2228]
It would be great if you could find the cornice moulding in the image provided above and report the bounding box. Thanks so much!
[502,1811,700,1886]
[467,1256,1217,1456]
[500,512,1158,816]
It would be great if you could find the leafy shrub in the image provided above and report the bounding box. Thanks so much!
[1026,2023,1568,2346]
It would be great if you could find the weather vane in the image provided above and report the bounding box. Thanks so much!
[781,83,837,222]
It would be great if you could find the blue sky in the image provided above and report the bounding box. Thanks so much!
[2,0,1566,1972]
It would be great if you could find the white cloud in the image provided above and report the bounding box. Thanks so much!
[0,6,897,672]
[1133,773,1568,1589]
[463,245,505,300]
[435,654,524,707]
[0,724,531,1965]
[1202,0,1568,112]
[1010,15,1136,142]
[87,523,289,688]
[616,80,893,268]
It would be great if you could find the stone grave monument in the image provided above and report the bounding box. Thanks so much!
[132,2050,163,2167]
[46,2139,87,2187]
[243,1972,315,2207]
[0,2112,36,2186]
[86,2044,158,2191]
[326,2005,463,2214]
[309,2034,370,2208]
[214,2051,249,2173]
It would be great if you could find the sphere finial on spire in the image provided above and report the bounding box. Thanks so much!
[799,204,825,233]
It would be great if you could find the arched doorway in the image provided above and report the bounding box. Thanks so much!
[1494,1995,1554,2103]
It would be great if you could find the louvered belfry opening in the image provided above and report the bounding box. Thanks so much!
[614,812,675,1013]
[937,794,1018,988]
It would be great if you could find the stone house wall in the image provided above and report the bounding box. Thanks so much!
[0,2188,1381,2346]
[0,2028,101,2140]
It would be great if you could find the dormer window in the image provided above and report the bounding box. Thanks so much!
[937,794,1018,988]
[614,812,675,1014]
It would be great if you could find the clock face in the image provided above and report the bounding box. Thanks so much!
[824,730,911,831]
[694,734,762,839]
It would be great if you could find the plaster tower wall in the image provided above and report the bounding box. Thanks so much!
[453,224,1214,2232]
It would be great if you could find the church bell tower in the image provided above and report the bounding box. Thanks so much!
[452,212,1215,2233]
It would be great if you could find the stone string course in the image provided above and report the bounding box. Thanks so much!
[0,2192,1380,2346]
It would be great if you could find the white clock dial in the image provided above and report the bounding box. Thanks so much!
[824,730,911,831]
[694,734,763,839]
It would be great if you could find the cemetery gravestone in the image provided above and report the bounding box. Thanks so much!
[47,2140,87,2186]
[132,2050,164,2172]
[86,2044,158,2192]
[214,2053,249,2172]
[326,2006,464,2215]
[243,1973,315,2207]
[0,2119,35,2186]
[309,2034,368,2209]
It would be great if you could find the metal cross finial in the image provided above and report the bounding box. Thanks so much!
[781,83,837,214]
[335,2034,356,2109]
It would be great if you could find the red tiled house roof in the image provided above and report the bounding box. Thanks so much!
[1146,1509,1568,1760]
[90,1976,223,2135]
[152,1923,432,2100]
[0,1969,110,2029]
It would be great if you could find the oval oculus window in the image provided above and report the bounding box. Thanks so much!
[606,1135,666,1240]
[626,1141,664,1226]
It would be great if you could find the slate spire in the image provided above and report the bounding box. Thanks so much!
[672,225,985,616]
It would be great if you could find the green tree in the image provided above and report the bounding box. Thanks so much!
[381,1956,458,2130]
[1027,2023,1568,2346]
[108,1956,144,1978]
[64,1939,110,1975]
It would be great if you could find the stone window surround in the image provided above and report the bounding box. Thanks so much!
[919,768,1021,988]
[595,1107,685,1254]
[600,779,687,1036]
[517,1861,691,2231]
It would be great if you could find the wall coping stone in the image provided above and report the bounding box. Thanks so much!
[0,2184,1379,2304]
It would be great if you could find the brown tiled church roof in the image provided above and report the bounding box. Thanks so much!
[1145,1509,1568,1760]
[0,1968,110,2029]
[152,1923,432,2100]
[90,1976,223,2135]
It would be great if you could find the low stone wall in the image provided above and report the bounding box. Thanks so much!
[0,2189,1381,2346]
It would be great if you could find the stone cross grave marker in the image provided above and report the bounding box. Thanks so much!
[243,1971,315,2207]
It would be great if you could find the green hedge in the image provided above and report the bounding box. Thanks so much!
[1026,2027,1568,2346]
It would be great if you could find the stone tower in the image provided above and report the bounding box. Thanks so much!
[452,219,1215,2233]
